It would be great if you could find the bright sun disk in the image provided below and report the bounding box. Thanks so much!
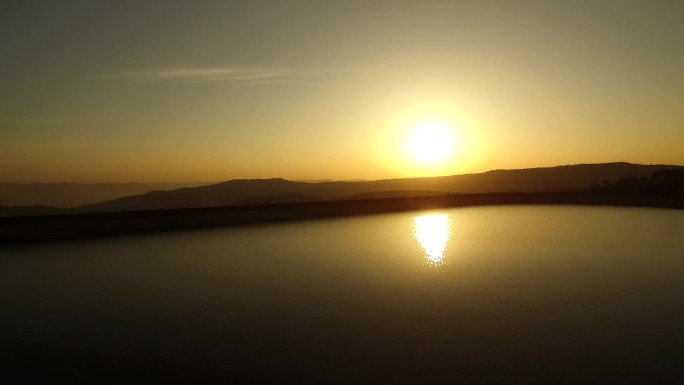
[406,121,455,165]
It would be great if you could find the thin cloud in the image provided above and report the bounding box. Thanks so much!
[105,68,284,82]
[101,67,344,86]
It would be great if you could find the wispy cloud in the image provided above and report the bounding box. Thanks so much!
[101,67,341,86]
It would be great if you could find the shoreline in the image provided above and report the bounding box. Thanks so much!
[2,192,682,245]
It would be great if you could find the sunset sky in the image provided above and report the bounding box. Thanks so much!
[2,1,683,183]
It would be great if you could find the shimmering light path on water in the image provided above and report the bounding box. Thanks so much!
[2,206,684,383]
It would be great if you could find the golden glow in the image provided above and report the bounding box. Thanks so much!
[414,213,451,266]
[377,102,484,178]
[405,121,455,165]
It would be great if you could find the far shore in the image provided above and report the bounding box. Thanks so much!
[1,192,682,245]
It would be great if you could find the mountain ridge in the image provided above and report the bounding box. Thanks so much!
[0,182,212,208]
[79,162,683,213]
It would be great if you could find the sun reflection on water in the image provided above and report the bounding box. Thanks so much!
[414,213,450,266]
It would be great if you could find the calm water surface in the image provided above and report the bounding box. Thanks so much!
[2,205,684,383]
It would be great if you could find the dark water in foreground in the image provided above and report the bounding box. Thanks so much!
[2,205,684,383]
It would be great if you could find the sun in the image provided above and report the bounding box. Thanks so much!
[405,121,456,165]
[377,105,481,177]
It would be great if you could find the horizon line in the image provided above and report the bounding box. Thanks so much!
[2,161,682,185]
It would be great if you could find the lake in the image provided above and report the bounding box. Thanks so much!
[2,205,683,383]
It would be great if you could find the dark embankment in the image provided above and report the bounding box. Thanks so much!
[2,192,682,245]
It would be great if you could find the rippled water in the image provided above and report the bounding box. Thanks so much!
[2,205,684,383]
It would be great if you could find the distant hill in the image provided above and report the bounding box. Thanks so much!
[0,182,212,208]
[0,205,64,217]
[79,163,682,213]
[232,193,324,205]
[336,190,450,200]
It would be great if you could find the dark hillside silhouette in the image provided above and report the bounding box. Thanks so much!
[590,168,684,194]
[80,163,682,212]
[334,190,450,200]
[0,205,63,217]
[0,182,211,208]
[232,193,324,205]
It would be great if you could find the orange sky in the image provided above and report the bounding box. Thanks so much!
[2,1,683,182]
